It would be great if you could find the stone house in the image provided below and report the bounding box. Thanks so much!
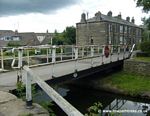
[76,11,143,46]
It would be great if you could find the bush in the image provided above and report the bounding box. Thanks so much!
[140,41,150,53]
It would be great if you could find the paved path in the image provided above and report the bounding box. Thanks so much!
[0,52,130,91]
[0,91,49,116]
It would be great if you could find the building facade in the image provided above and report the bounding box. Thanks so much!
[76,11,143,46]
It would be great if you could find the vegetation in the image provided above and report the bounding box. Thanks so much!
[7,42,21,47]
[135,0,150,13]
[39,102,56,116]
[51,26,76,45]
[85,102,103,116]
[140,41,150,53]
[135,0,150,42]
[134,56,150,62]
[101,71,150,96]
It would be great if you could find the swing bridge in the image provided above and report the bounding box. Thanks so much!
[0,44,135,116]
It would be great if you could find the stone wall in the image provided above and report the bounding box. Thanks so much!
[124,59,150,76]
[76,22,106,46]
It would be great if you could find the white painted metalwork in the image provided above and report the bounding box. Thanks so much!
[24,66,83,116]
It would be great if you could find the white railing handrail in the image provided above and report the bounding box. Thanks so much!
[23,65,83,116]
[0,44,132,71]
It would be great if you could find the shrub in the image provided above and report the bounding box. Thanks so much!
[140,41,150,53]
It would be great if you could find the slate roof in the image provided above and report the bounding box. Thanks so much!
[81,12,141,28]
[17,32,40,46]
[0,30,54,47]
[0,30,15,47]
[35,33,54,45]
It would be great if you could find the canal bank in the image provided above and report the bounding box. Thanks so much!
[70,58,150,100]
[0,91,49,116]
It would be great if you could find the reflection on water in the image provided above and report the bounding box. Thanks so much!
[103,98,150,116]
[34,84,150,116]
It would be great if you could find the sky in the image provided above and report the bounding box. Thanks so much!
[0,0,148,33]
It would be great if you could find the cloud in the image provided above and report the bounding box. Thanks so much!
[0,0,79,16]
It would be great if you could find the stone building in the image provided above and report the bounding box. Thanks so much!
[76,11,143,46]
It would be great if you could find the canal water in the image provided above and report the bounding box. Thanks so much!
[34,82,150,116]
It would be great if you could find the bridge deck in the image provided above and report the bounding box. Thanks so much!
[0,53,129,91]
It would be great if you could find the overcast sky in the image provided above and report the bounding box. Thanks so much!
[0,0,148,32]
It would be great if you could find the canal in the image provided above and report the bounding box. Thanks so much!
[34,76,150,116]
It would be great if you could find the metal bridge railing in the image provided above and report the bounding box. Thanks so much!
[0,44,135,72]
[23,65,83,116]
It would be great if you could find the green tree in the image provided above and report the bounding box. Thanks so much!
[135,0,150,41]
[136,0,150,13]
[50,26,76,45]
[63,26,76,45]
[51,30,64,45]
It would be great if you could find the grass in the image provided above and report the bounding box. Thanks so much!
[101,71,150,95]
[133,57,150,62]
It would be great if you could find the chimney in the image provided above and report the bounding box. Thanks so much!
[107,11,112,17]
[131,17,135,23]
[46,29,49,33]
[95,11,102,21]
[80,13,86,23]
[126,17,130,22]
[118,13,122,19]
[15,29,18,34]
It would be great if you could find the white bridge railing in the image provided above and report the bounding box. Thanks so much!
[0,44,135,72]
[23,65,83,116]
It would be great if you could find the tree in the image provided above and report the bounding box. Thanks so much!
[63,26,76,45]
[135,0,150,41]
[136,0,150,13]
[50,26,76,45]
[50,30,64,45]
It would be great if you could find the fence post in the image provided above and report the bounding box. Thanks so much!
[91,46,94,57]
[18,48,23,68]
[60,46,63,61]
[0,48,4,70]
[72,45,74,59]
[74,47,78,77]
[26,71,33,108]
[74,46,78,60]
[118,45,120,61]
[27,49,30,66]
[102,45,105,64]
[46,48,49,63]
[17,47,23,82]
[52,46,56,63]
[82,46,84,58]
[90,46,94,67]
[110,45,113,62]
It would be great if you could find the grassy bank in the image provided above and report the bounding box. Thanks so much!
[101,71,150,96]
[133,57,150,62]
